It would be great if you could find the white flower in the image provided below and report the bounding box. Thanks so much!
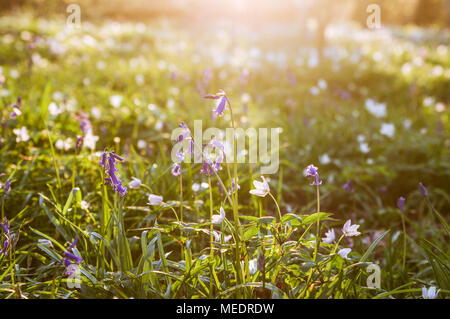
[192,183,200,192]
[13,126,30,142]
[167,98,175,109]
[249,258,258,275]
[212,207,226,224]
[403,119,412,129]
[422,286,440,299]
[365,99,386,118]
[91,106,101,119]
[359,142,370,153]
[10,69,19,79]
[380,123,395,138]
[84,133,99,150]
[137,139,147,149]
[319,154,331,165]
[80,200,90,210]
[48,102,64,116]
[435,102,445,113]
[135,74,144,86]
[338,248,352,259]
[318,79,327,90]
[148,194,163,206]
[154,120,164,131]
[310,86,320,96]
[322,229,335,244]
[110,94,123,108]
[128,177,141,189]
[201,182,209,190]
[249,176,270,197]
[342,219,361,237]
[241,93,251,104]
[55,138,72,151]
[212,231,232,243]
[423,97,434,107]
[357,134,365,143]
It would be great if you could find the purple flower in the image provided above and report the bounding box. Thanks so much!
[177,122,191,143]
[0,218,10,255]
[204,89,229,117]
[176,151,184,162]
[75,135,84,152]
[171,151,184,177]
[68,237,78,249]
[62,238,82,276]
[99,150,107,167]
[203,67,212,85]
[397,197,406,212]
[171,163,181,176]
[10,97,22,119]
[341,91,350,100]
[100,151,127,197]
[63,251,82,265]
[200,160,214,176]
[419,183,428,198]
[202,138,225,174]
[2,179,12,198]
[305,164,322,186]
[0,219,9,234]
[177,123,195,154]
[228,181,240,195]
[80,119,91,134]
[343,179,353,192]
[217,182,224,196]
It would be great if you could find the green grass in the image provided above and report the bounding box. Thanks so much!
[0,13,448,299]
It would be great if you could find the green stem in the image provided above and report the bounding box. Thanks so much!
[400,212,406,271]
[269,192,282,222]
[208,175,214,297]
[313,185,321,262]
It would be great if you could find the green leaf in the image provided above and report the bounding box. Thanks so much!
[360,229,390,263]
[258,216,275,224]
[244,226,259,240]
[281,213,302,226]
[302,212,332,225]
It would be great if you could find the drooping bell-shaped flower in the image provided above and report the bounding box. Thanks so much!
[305,164,322,186]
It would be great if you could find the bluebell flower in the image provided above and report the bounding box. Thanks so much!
[171,163,181,176]
[200,160,215,176]
[228,180,240,195]
[10,97,22,119]
[2,179,12,198]
[419,182,428,198]
[100,151,127,197]
[305,164,322,186]
[0,218,10,255]
[204,89,229,117]
[62,238,82,276]
[397,197,406,212]
[343,179,353,192]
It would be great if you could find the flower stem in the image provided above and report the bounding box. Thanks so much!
[313,185,321,262]
[400,212,406,271]
[208,175,215,297]
[269,192,282,222]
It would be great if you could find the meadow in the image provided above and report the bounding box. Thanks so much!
[0,11,449,299]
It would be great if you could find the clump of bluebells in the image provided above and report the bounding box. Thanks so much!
[99,150,127,197]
